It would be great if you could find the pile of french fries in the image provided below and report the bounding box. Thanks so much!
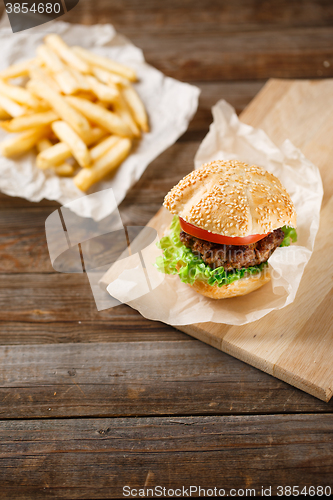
[0,34,149,191]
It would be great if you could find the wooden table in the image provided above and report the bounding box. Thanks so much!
[1,1,333,497]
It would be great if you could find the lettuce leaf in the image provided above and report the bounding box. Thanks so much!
[280,226,297,247]
[155,216,267,288]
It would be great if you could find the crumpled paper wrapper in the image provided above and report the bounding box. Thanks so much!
[104,100,323,326]
[0,15,200,220]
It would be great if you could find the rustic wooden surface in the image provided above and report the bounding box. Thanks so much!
[0,0,333,498]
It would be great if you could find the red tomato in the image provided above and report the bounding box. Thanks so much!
[179,217,269,245]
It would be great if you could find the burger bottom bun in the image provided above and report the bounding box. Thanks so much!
[185,269,271,299]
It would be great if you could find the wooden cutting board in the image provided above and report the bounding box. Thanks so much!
[145,78,333,402]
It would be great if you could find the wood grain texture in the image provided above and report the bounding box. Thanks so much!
[0,1,333,494]
[0,320,185,345]
[130,28,333,81]
[0,415,332,499]
[241,78,333,205]
[59,1,333,81]
[63,0,333,33]
[1,2,332,81]
[0,341,332,418]
[143,79,333,401]
[3,0,333,32]
[0,273,158,324]
[0,208,54,274]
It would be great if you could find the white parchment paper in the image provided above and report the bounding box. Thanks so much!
[0,16,200,220]
[106,100,323,325]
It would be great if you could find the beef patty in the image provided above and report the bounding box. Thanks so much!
[180,228,284,270]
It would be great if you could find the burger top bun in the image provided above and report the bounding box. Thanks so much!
[163,160,296,237]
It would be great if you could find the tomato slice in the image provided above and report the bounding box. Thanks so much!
[179,217,269,245]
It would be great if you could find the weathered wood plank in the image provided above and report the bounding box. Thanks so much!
[132,28,333,81]
[2,3,332,81]
[0,273,141,322]
[0,210,54,274]
[66,0,333,33]
[0,194,60,209]
[0,341,332,418]
[0,2,331,493]
[189,80,266,132]
[60,1,333,81]
[0,320,185,344]
[241,78,333,205]
[0,415,332,499]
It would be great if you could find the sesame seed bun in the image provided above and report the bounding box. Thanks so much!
[175,262,271,299]
[187,269,271,299]
[164,160,296,237]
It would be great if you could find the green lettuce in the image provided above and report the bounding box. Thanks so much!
[155,216,267,288]
[280,226,297,247]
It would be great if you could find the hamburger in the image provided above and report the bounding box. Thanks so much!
[156,160,297,299]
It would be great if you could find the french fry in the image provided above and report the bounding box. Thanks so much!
[92,67,129,87]
[0,127,48,157]
[37,139,75,176]
[0,35,149,188]
[90,135,121,162]
[0,110,58,132]
[74,138,131,191]
[96,101,110,109]
[0,106,11,120]
[66,95,132,137]
[91,66,120,87]
[81,127,108,146]
[54,163,76,176]
[0,94,27,117]
[51,120,91,169]
[0,79,40,109]
[85,76,119,103]
[122,84,149,133]
[28,65,61,93]
[37,138,53,152]
[45,34,90,74]
[36,127,107,170]
[53,71,81,95]
[73,46,137,82]
[113,92,141,138]
[36,141,72,170]
[29,79,91,136]
[36,130,104,169]
[37,45,64,73]
[68,67,91,92]
[37,45,80,95]
[0,59,35,80]
[92,67,116,84]
[75,91,97,102]
[28,99,52,113]
[107,72,131,87]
